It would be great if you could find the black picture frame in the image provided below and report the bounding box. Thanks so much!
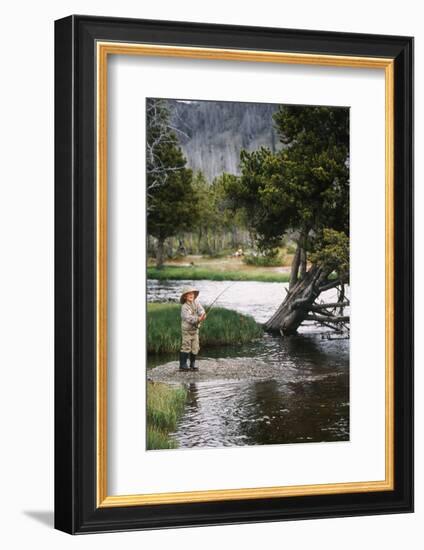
[54,14,414,534]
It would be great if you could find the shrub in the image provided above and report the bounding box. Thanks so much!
[243,248,285,267]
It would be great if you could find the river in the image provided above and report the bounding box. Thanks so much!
[147,279,349,448]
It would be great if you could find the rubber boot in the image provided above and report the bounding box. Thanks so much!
[179,351,189,371]
[189,353,199,371]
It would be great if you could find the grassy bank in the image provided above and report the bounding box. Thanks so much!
[147,303,263,354]
[147,382,187,450]
[147,266,290,283]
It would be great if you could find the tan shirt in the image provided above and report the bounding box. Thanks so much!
[181,299,205,332]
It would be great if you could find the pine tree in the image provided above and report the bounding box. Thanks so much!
[226,105,350,334]
[146,99,199,267]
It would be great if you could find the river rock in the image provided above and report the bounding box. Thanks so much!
[147,357,285,383]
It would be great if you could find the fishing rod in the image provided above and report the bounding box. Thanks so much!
[199,282,236,325]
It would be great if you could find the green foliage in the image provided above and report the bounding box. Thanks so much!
[147,303,263,354]
[224,148,288,250]
[147,99,199,241]
[309,229,350,282]
[211,173,242,231]
[191,171,244,255]
[243,248,286,267]
[224,105,350,273]
[147,266,290,283]
[285,242,297,254]
[191,170,211,220]
[146,382,187,450]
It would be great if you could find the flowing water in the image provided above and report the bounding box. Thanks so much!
[148,279,349,448]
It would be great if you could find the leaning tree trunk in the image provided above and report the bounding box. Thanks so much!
[265,266,349,335]
[289,244,301,289]
[289,231,308,289]
[266,266,322,334]
[299,246,307,279]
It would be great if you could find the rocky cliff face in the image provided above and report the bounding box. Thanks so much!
[167,99,282,181]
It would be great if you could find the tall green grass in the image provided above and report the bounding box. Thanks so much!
[147,266,290,283]
[147,303,263,354]
[147,382,187,450]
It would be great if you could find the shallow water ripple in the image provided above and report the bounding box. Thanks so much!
[150,279,349,448]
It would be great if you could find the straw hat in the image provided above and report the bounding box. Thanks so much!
[180,286,199,304]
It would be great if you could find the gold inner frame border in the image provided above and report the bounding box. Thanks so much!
[96,41,395,508]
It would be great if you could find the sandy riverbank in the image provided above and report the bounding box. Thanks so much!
[148,357,287,383]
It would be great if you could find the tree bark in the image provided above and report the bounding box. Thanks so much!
[289,244,301,289]
[265,266,349,335]
[265,266,326,334]
[319,279,342,292]
[156,237,165,268]
[305,314,349,323]
[289,230,308,289]
[299,246,307,279]
[310,302,350,311]
[197,227,203,254]
[232,227,238,249]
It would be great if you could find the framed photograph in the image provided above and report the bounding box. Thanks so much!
[54,15,413,534]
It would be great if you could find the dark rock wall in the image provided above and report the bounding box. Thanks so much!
[166,99,283,181]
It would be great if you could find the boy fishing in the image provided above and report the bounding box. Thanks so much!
[179,286,206,371]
